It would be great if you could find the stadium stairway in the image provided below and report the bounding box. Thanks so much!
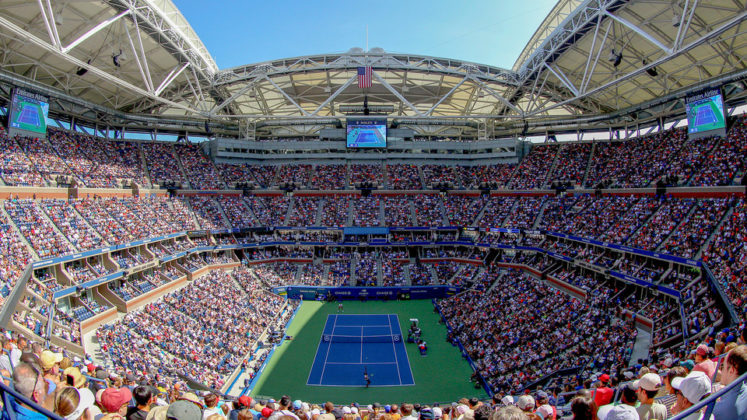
[182,198,204,229]
[344,164,352,188]
[376,254,383,286]
[320,263,331,286]
[471,199,490,226]
[655,201,699,252]
[313,197,324,226]
[0,205,40,260]
[500,200,521,228]
[284,199,294,224]
[349,253,358,286]
[137,144,154,188]
[70,203,109,245]
[402,263,412,286]
[416,166,427,189]
[629,326,652,367]
[346,197,355,226]
[37,202,78,251]
[580,142,597,187]
[532,199,552,229]
[407,197,417,225]
[214,198,234,228]
[437,197,449,226]
[695,205,734,259]
[542,147,562,189]
[378,199,385,227]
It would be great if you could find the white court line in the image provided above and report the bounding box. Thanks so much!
[388,314,403,385]
[318,314,338,385]
[306,314,332,385]
[360,325,363,364]
[325,362,397,365]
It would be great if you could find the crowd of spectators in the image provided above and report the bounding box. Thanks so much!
[287,197,321,226]
[352,196,381,227]
[386,164,422,189]
[310,164,346,190]
[413,195,445,226]
[0,128,46,186]
[439,268,637,394]
[141,143,184,187]
[383,196,414,226]
[174,144,225,189]
[4,198,75,258]
[444,195,488,226]
[320,196,350,227]
[98,267,286,387]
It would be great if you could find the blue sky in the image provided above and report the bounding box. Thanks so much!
[175,0,558,70]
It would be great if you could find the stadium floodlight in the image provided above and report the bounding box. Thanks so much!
[75,59,91,76]
[112,49,122,68]
[609,49,623,68]
[643,60,658,77]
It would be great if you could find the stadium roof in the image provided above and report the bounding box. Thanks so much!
[0,0,745,127]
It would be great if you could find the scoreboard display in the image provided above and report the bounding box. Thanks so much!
[346,118,387,148]
[685,88,726,139]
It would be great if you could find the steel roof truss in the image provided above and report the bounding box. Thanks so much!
[372,71,424,117]
[311,74,356,116]
[264,75,309,116]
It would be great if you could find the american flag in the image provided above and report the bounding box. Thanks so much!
[358,66,373,88]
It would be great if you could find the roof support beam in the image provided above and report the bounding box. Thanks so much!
[426,76,468,116]
[36,0,59,48]
[372,71,425,116]
[311,74,357,116]
[155,62,189,97]
[604,11,673,54]
[124,21,154,93]
[130,13,155,93]
[209,78,261,115]
[62,9,130,54]
[525,9,747,117]
[543,63,579,97]
[0,15,202,116]
[264,76,310,116]
[468,76,523,116]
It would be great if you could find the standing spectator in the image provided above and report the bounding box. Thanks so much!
[593,374,614,407]
[597,383,638,420]
[534,391,555,420]
[713,345,747,419]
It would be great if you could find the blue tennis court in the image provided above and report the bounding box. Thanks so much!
[18,105,40,126]
[695,105,717,125]
[307,314,415,387]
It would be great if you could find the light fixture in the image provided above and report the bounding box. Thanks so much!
[608,49,623,68]
[75,59,91,76]
[642,60,658,77]
[112,49,122,68]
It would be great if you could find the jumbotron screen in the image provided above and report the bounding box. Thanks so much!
[346,118,387,148]
[685,88,726,138]
[8,88,49,136]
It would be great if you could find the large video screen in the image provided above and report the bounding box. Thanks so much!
[686,88,726,138]
[347,118,387,148]
[8,88,49,137]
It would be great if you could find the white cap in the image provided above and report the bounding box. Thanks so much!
[516,395,535,411]
[342,407,351,414]
[351,407,358,415]
[603,404,638,420]
[432,407,442,418]
[311,409,320,416]
[501,396,514,406]
[634,373,663,391]
[672,371,712,404]
[64,388,95,420]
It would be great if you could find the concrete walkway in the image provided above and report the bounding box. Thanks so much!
[629,326,652,366]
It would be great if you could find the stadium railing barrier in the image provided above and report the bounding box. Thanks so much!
[671,370,747,419]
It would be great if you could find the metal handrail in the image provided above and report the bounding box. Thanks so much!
[671,370,747,420]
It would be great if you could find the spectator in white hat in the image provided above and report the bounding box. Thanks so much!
[671,371,714,420]
[633,373,666,420]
